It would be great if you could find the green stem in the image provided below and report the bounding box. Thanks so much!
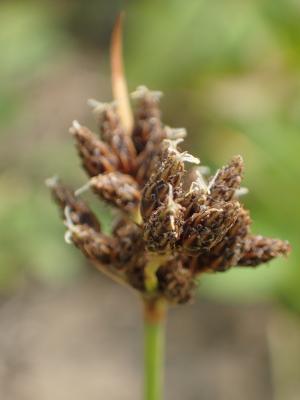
[144,300,167,400]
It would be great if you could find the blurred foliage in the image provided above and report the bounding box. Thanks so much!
[0,0,299,310]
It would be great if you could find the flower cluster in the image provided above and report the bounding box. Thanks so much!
[47,85,290,304]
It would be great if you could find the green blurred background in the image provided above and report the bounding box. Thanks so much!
[0,0,300,400]
[1,0,298,306]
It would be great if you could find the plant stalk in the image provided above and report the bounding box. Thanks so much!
[144,299,167,400]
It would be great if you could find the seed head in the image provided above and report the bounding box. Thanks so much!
[47,21,290,305]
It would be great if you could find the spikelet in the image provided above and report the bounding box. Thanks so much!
[195,207,251,272]
[70,121,118,177]
[208,155,244,202]
[46,177,100,231]
[238,235,291,267]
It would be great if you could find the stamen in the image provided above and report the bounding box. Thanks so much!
[180,151,200,165]
[45,176,59,188]
[235,187,249,197]
[207,169,220,191]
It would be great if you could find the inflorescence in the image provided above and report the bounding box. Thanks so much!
[47,85,290,305]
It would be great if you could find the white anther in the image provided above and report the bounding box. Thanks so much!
[235,187,249,197]
[72,120,81,130]
[45,175,59,188]
[180,151,200,165]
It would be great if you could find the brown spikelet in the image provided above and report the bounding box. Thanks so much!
[90,172,141,213]
[113,220,144,269]
[70,225,116,265]
[46,177,101,231]
[195,207,251,272]
[208,155,244,202]
[70,121,118,177]
[157,258,196,304]
[238,235,291,267]
[96,103,137,174]
[132,86,163,153]
[135,125,166,185]
[180,201,240,254]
